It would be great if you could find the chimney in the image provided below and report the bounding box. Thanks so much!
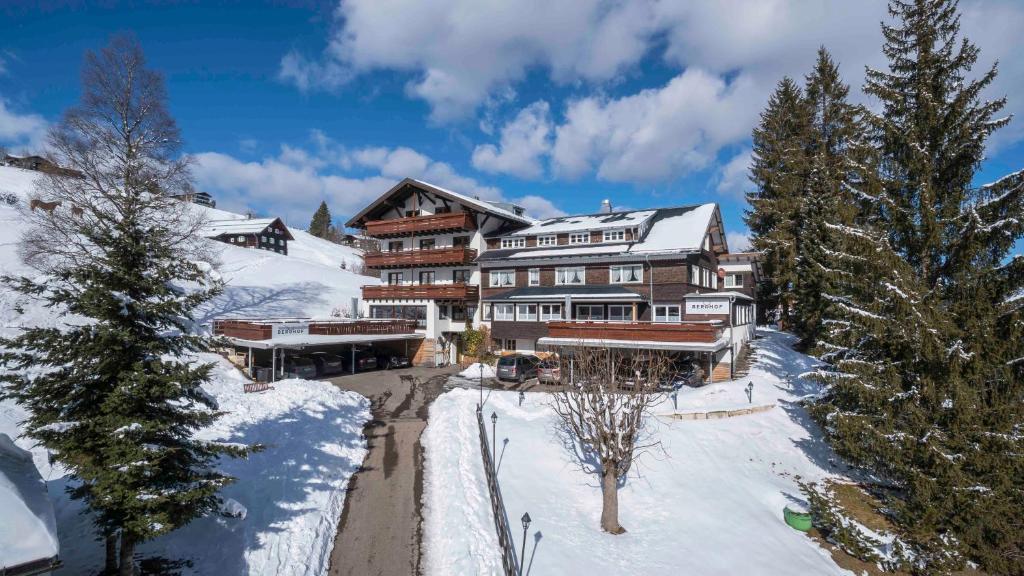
[601,199,613,213]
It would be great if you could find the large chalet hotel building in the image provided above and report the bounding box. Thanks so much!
[347,179,760,381]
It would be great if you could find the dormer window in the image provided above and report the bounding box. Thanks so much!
[501,237,526,249]
[537,235,557,247]
[569,232,590,244]
[603,229,625,242]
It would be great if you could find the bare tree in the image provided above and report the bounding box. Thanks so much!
[550,346,674,534]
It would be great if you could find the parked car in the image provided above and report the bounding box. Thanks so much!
[283,356,317,379]
[308,351,345,377]
[375,350,411,369]
[496,354,541,383]
[342,349,378,373]
[537,359,561,384]
[658,358,703,390]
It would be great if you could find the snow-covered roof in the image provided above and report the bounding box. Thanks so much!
[685,291,754,301]
[508,244,630,259]
[0,434,59,569]
[201,217,294,240]
[507,209,657,236]
[346,178,534,227]
[629,204,718,254]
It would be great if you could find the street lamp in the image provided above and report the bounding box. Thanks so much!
[519,512,531,576]
[746,381,754,403]
[491,411,498,471]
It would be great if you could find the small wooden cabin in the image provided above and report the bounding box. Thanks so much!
[202,217,294,255]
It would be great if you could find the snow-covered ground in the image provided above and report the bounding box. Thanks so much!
[0,165,375,574]
[422,329,852,575]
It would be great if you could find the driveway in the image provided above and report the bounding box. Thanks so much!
[326,366,458,576]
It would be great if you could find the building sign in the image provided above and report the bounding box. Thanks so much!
[685,298,729,315]
[273,322,309,338]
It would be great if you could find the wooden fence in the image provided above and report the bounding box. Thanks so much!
[476,406,521,576]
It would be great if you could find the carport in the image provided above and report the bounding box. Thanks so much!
[212,318,423,382]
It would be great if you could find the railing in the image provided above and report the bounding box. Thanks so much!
[361,283,479,301]
[363,212,476,238]
[308,319,418,335]
[546,320,724,343]
[476,406,520,576]
[364,247,476,269]
[212,318,418,340]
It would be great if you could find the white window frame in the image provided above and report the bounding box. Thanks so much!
[494,303,515,321]
[516,303,537,321]
[608,305,634,322]
[537,235,557,247]
[576,304,604,320]
[528,268,540,286]
[555,266,586,285]
[568,232,590,245]
[654,304,681,323]
[540,304,562,321]
[489,270,516,288]
[724,273,743,288]
[609,264,643,284]
[603,229,625,242]
[501,237,526,249]
[236,236,245,242]
[690,265,700,285]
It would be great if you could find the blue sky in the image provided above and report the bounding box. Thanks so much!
[2,0,1023,253]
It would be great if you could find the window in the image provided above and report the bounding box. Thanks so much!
[537,235,557,246]
[576,305,604,320]
[452,304,467,321]
[369,304,427,328]
[438,304,450,320]
[453,235,471,247]
[389,241,404,252]
[569,232,590,244]
[540,304,562,321]
[483,303,492,320]
[236,236,245,242]
[494,304,515,321]
[517,304,537,321]
[453,269,471,283]
[434,206,452,214]
[690,265,700,285]
[703,234,711,250]
[555,267,585,285]
[405,209,421,217]
[608,305,634,322]
[419,238,435,250]
[278,239,284,246]
[387,272,404,285]
[501,237,526,249]
[610,264,643,284]
[654,305,681,323]
[489,270,515,287]
[503,338,517,351]
[603,229,625,242]
[528,268,540,286]
[261,235,268,243]
[419,271,435,285]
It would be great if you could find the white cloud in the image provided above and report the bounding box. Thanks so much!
[715,149,753,198]
[471,101,552,179]
[727,231,752,252]
[514,195,566,220]
[0,97,48,152]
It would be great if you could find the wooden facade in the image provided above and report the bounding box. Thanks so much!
[212,318,417,341]
[364,211,477,238]
[364,246,477,268]
[361,283,479,301]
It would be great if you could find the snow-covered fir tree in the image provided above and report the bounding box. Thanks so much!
[745,77,811,330]
[0,35,252,575]
[809,1,1024,572]
[309,200,333,239]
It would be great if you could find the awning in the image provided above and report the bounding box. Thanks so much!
[223,332,424,350]
[536,336,730,352]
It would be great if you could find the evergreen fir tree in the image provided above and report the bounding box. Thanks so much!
[309,200,333,239]
[745,77,811,330]
[810,1,1024,571]
[0,35,252,575]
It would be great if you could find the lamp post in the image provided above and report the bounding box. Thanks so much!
[479,361,484,408]
[491,411,498,471]
[746,381,753,403]
[519,512,531,576]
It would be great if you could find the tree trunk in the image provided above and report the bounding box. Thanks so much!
[105,532,118,574]
[600,465,625,534]
[118,531,135,576]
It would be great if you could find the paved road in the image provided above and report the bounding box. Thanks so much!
[326,366,458,576]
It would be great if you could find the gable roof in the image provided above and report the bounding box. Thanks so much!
[201,217,294,240]
[345,178,534,228]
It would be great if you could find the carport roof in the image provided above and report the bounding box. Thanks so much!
[224,332,424,350]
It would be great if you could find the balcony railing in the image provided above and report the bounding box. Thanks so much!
[546,320,723,343]
[364,247,477,269]
[362,283,480,301]
[363,212,476,238]
[212,318,418,341]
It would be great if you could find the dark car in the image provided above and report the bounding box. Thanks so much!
[375,350,411,370]
[658,358,703,390]
[283,356,317,379]
[342,349,378,373]
[496,354,541,383]
[308,351,345,377]
[537,359,561,384]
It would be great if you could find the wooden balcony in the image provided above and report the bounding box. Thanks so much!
[364,212,476,238]
[212,318,418,341]
[362,283,480,301]
[546,321,723,343]
[365,247,477,269]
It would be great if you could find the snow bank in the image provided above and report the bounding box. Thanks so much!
[423,330,851,575]
[457,362,496,380]
[0,433,59,568]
